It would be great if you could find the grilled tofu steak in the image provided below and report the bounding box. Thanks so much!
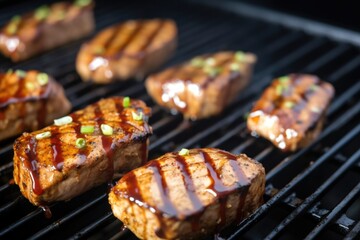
[76,19,177,83]
[109,148,265,240]
[247,74,335,152]
[13,97,152,206]
[0,0,94,62]
[145,51,256,120]
[0,70,71,141]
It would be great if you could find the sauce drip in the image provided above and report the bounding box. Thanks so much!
[40,205,52,219]
[50,128,64,171]
[23,136,43,195]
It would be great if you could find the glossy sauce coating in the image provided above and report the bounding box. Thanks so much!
[247,74,335,151]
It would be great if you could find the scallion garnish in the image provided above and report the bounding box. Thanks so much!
[35,5,50,20]
[275,85,284,96]
[93,46,105,55]
[204,66,222,77]
[75,138,86,148]
[131,111,143,121]
[278,76,289,83]
[235,51,246,62]
[311,106,321,113]
[310,84,318,92]
[6,24,17,34]
[204,57,216,66]
[284,101,295,109]
[35,131,51,140]
[101,124,113,135]
[229,62,240,72]
[123,96,130,108]
[6,69,13,75]
[37,73,49,86]
[81,125,94,134]
[179,148,190,156]
[54,116,73,126]
[26,82,35,90]
[190,57,204,67]
[74,0,92,7]
[15,70,26,78]
[11,15,21,23]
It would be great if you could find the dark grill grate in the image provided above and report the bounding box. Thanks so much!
[0,0,360,239]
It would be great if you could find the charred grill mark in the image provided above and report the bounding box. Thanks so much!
[108,21,144,58]
[173,153,203,230]
[103,24,124,50]
[137,20,165,53]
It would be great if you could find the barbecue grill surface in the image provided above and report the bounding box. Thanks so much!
[0,0,360,239]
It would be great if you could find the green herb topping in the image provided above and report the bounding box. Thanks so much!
[123,96,130,108]
[179,148,190,156]
[75,138,86,148]
[190,57,204,67]
[284,101,295,109]
[35,131,51,140]
[74,0,92,7]
[132,111,143,121]
[81,125,94,134]
[35,5,50,21]
[101,124,113,136]
[15,70,26,78]
[54,116,73,126]
[37,73,49,86]
[235,51,246,62]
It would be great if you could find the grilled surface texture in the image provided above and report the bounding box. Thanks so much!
[145,51,256,120]
[13,97,152,206]
[76,19,177,83]
[0,70,71,141]
[0,0,94,61]
[109,148,265,240]
[247,74,335,151]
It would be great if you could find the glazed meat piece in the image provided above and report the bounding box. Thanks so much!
[145,51,256,120]
[247,74,335,151]
[0,0,94,62]
[13,97,152,206]
[0,70,71,141]
[109,148,265,240]
[76,19,177,83]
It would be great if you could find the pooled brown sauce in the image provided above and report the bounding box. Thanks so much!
[24,136,43,195]
[40,205,52,219]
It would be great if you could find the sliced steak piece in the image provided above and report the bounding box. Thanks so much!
[0,0,94,62]
[0,69,71,141]
[76,19,177,83]
[109,148,265,240]
[13,97,152,206]
[247,74,335,151]
[145,51,256,120]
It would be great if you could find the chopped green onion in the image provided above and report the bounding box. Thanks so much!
[56,10,66,20]
[123,96,130,108]
[179,148,190,156]
[235,51,246,62]
[131,111,143,121]
[101,124,113,135]
[275,84,284,96]
[229,62,240,72]
[74,0,92,7]
[75,138,86,148]
[284,101,295,109]
[6,23,17,35]
[15,70,26,78]
[26,82,35,90]
[81,125,94,134]
[190,57,204,67]
[204,57,216,66]
[310,84,318,92]
[54,116,73,126]
[93,46,105,54]
[37,73,49,86]
[6,69,13,75]
[11,15,21,24]
[278,76,289,83]
[35,131,51,140]
[204,66,222,77]
[35,5,50,21]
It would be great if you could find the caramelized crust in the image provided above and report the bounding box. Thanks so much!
[109,148,265,240]
[247,74,335,151]
[145,51,256,120]
[0,70,71,141]
[76,19,177,83]
[13,97,152,206]
[0,1,94,61]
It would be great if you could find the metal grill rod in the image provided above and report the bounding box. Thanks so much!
[264,148,360,239]
[227,122,360,239]
[345,220,360,240]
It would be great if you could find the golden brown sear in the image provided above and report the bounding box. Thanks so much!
[145,51,256,120]
[109,148,265,240]
[0,0,94,61]
[247,74,335,151]
[13,97,152,206]
[76,19,177,83]
[0,69,71,141]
